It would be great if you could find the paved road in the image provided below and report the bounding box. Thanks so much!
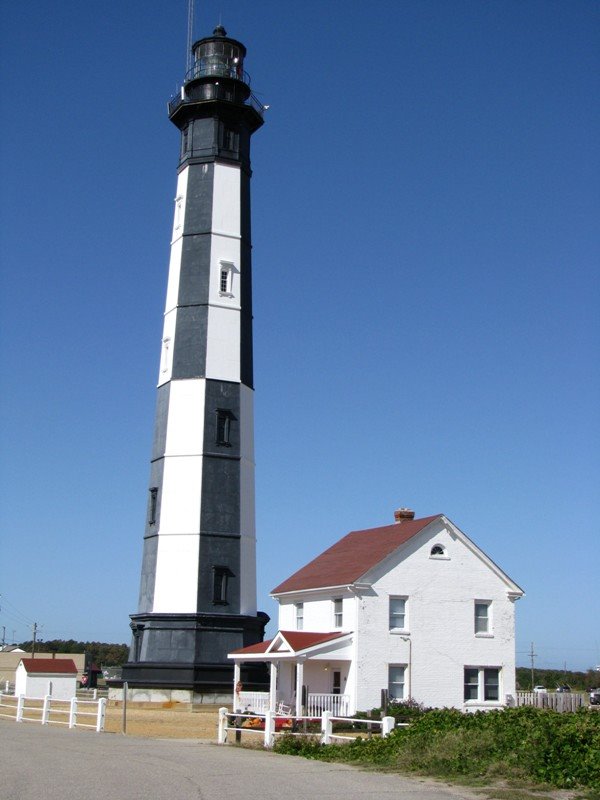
[0,721,483,800]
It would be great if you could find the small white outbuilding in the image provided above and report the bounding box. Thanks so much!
[15,658,78,700]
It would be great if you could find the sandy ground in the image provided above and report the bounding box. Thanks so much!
[104,703,221,739]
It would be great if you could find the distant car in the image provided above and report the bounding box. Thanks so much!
[590,689,600,706]
[533,685,547,693]
[556,684,571,693]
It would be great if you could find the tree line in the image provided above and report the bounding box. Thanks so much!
[516,666,599,691]
[18,639,129,667]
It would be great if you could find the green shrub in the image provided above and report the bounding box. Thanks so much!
[274,707,600,789]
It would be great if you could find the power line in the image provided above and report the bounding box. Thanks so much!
[0,593,36,626]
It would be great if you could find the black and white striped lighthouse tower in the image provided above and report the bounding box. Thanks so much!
[121,26,268,701]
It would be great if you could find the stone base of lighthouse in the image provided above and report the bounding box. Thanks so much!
[115,610,269,703]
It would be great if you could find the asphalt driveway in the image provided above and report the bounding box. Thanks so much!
[0,720,483,800]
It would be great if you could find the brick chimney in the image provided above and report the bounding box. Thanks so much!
[394,507,415,523]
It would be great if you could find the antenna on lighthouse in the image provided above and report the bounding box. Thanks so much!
[186,0,195,74]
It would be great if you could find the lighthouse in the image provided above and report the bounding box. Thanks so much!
[121,26,268,701]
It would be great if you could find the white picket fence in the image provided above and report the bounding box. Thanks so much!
[218,707,398,748]
[0,692,106,732]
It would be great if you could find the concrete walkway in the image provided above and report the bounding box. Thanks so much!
[0,721,484,800]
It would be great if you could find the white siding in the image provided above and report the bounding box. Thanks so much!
[355,518,518,711]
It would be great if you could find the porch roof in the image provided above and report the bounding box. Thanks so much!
[228,630,351,660]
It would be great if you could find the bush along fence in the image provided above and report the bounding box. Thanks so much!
[0,692,106,732]
[217,707,398,748]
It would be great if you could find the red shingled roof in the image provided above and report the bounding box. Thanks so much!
[230,630,348,656]
[20,658,78,674]
[272,515,442,594]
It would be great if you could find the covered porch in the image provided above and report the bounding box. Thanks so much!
[228,630,355,717]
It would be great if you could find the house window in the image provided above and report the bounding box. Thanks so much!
[474,601,491,634]
[333,598,343,628]
[430,544,446,557]
[389,597,407,630]
[213,566,234,605]
[388,665,405,701]
[295,603,304,631]
[148,487,158,525]
[216,409,236,446]
[464,667,501,702]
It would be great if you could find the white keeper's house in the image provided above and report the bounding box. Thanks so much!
[229,509,524,716]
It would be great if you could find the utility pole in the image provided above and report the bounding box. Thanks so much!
[31,622,38,658]
[529,642,537,689]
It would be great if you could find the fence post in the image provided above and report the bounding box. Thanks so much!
[42,694,51,725]
[321,710,332,744]
[217,706,228,744]
[4,680,8,692]
[122,681,128,735]
[96,697,106,732]
[381,715,395,738]
[93,688,98,700]
[16,694,25,722]
[263,710,275,748]
[69,696,77,728]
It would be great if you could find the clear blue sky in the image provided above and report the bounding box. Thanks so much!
[1,1,598,672]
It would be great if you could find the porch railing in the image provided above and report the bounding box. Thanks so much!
[307,693,350,717]
[237,691,269,713]
[237,691,351,716]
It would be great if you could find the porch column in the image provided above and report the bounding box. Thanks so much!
[233,662,241,711]
[295,660,304,717]
[269,661,278,712]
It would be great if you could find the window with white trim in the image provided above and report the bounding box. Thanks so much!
[388,665,405,701]
[174,195,184,231]
[295,602,304,631]
[474,601,491,634]
[464,667,500,702]
[333,598,343,628]
[389,597,407,631]
[218,260,235,297]
[160,336,171,374]
[430,544,446,557]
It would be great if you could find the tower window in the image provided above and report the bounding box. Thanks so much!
[218,260,235,297]
[216,409,236,446]
[148,487,158,525]
[220,268,229,293]
[221,126,238,152]
[174,196,184,231]
[181,125,190,156]
[295,603,304,630]
[213,566,234,604]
